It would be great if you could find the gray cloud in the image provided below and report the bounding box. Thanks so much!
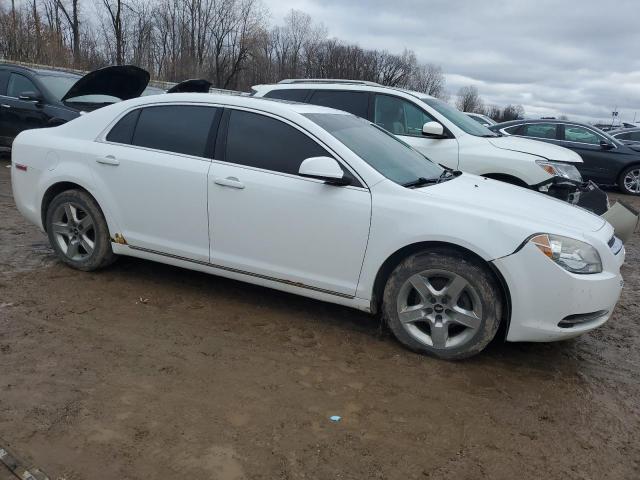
[264,0,640,123]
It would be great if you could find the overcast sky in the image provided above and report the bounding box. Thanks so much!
[263,0,640,124]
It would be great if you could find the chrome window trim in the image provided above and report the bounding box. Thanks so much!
[96,101,369,190]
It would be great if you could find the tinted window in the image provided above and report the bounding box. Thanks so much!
[225,110,329,175]
[523,123,558,139]
[615,132,631,140]
[264,89,310,102]
[106,110,141,144]
[374,94,434,136]
[308,90,369,118]
[564,126,602,145]
[0,70,8,95]
[631,132,640,141]
[306,113,443,186]
[132,105,219,157]
[7,73,39,98]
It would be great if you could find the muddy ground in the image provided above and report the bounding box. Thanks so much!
[0,158,639,480]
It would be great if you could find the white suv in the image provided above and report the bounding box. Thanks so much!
[252,80,599,207]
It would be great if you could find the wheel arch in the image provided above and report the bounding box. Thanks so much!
[369,241,512,340]
[41,181,106,233]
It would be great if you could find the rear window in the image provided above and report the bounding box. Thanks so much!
[131,105,219,157]
[106,110,141,144]
[264,89,310,102]
[308,90,369,118]
[523,123,558,139]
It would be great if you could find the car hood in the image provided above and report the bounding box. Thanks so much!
[488,136,582,163]
[417,173,605,233]
[167,79,212,93]
[61,65,150,102]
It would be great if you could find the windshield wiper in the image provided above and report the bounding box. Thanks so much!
[402,177,438,188]
[402,170,456,188]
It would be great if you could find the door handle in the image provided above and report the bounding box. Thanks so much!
[96,155,120,166]
[1,104,10,109]
[214,176,245,189]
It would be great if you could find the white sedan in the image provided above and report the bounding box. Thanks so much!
[11,93,625,359]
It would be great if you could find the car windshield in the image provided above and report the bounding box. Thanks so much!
[39,74,79,100]
[40,74,121,104]
[305,113,444,186]
[422,98,497,137]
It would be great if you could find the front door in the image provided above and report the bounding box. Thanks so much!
[560,124,612,183]
[0,73,50,146]
[372,94,459,169]
[208,109,371,297]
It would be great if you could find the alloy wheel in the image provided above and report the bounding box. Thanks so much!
[623,168,640,194]
[51,202,96,261]
[396,269,483,350]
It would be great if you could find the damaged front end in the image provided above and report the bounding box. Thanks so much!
[538,178,639,242]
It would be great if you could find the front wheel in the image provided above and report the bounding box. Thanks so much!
[382,249,502,360]
[618,165,640,195]
[45,190,117,271]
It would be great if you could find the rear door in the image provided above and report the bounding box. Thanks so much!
[0,72,50,146]
[207,108,371,296]
[94,104,219,261]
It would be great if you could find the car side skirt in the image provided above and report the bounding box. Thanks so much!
[113,243,373,313]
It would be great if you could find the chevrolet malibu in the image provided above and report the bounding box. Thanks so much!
[11,94,625,359]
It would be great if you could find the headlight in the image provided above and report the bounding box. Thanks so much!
[536,160,582,182]
[530,234,602,274]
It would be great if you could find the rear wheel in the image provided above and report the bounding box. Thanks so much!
[45,190,116,271]
[382,248,502,360]
[619,165,640,195]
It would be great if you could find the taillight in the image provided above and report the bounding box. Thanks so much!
[15,164,27,171]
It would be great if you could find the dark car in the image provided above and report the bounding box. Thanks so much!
[490,119,640,195]
[609,127,640,146]
[0,64,150,154]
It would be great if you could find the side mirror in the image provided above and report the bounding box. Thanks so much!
[600,140,614,150]
[298,156,350,186]
[18,91,43,103]
[422,121,445,137]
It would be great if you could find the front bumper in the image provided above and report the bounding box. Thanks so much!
[539,178,639,242]
[492,241,624,342]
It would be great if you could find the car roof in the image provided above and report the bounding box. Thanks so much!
[252,81,436,101]
[0,63,79,78]
[492,118,598,129]
[610,127,640,134]
[123,92,358,116]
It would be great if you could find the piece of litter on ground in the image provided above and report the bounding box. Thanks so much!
[4,165,10,168]
[137,297,149,304]
[0,303,14,308]
[329,415,341,422]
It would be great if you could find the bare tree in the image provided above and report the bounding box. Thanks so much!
[407,63,447,100]
[456,85,484,113]
[100,0,125,65]
[56,0,81,65]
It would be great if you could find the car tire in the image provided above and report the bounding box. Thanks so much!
[45,190,117,271]
[618,165,640,195]
[382,248,502,360]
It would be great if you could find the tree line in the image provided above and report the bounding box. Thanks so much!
[0,0,523,120]
[455,85,525,122]
[0,1,446,95]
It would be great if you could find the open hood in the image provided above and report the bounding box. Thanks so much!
[488,136,583,164]
[167,79,212,93]
[61,65,150,102]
